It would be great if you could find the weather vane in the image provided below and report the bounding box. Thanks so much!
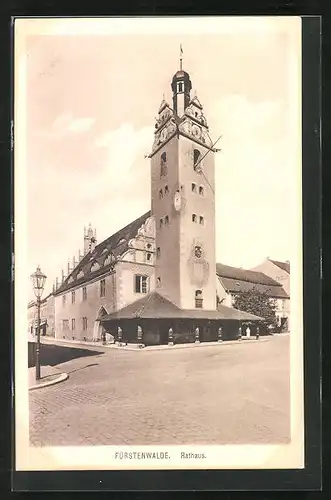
[180,44,183,71]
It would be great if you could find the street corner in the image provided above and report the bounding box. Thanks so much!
[28,365,69,391]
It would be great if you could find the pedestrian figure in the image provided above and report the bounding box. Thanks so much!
[256,326,260,340]
[246,326,251,338]
[238,326,242,340]
[117,326,123,345]
[137,325,143,343]
[168,327,174,346]
[195,326,200,344]
[218,326,223,342]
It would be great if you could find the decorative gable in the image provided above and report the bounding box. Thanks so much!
[91,261,101,273]
[77,270,84,279]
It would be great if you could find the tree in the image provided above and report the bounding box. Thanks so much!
[232,287,278,332]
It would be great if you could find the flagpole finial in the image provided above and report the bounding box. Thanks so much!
[179,44,183,71]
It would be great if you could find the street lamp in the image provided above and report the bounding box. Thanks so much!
[30,265,47,381]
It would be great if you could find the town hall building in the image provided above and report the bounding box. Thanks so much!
[29,60,290,345]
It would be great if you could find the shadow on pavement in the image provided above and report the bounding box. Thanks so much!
[66,363,99,374]
[28,342,104,368]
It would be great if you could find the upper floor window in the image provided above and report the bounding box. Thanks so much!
[135,275,149,294]
[192,182,197,193]
[160,218,163,228]
[159,189,163,199]
[195,290,203,309]
[164,185,169,195]
[62,295,66,307]
[82,287,87,301]
[100,279,106,298]
[193,149,201,171]
[165,215,169,225]
[71,318,76,331]
[156,247,161,259]
[156,277,161,288]
[199,216,204,225]
[282,300,286,309]
[192,214,197,223]
[160,152,167,177]
[82,317,88,331]
[199,185,204,196]
[71,291,75,304]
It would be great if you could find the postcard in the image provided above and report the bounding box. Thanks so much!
[14,16,304,473]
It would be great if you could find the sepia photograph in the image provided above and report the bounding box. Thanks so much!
[14,16,304,472]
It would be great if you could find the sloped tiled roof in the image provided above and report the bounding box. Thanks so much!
[100,291,263,321]
[269,259,290,274]
[216,263,289,299]
[55,211,151,295]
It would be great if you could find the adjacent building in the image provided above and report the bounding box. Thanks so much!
[250,258,290,330]
[27,293,55,337]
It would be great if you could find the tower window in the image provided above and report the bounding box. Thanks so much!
[135,275,149,294]
[195,290,203,309]
[82,287,87,301]
[164,185,169,194]
[165,215,169,225]
[156,277,161,288]
[191,183,197,192]
[199,216,204,225]
[192,214,197,223]
[100,279,106,297]
[62,295,66,307]
[160,152,167,177]
[159,189,163,199]
[147,243,152,249]
[199,185,204,196]
[160,218,163,228]
[178,82,183,93]
[193,149,201,170]
[71,291,75,304]
[156,247,161,258]
[146,253,152,262]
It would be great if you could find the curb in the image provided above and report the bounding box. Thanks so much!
[29,372,69,391]
[39,337,269,352]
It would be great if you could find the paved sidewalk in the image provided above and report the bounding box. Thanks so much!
[39,335,269,352]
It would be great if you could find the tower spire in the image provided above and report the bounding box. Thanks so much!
[179,44,183,71]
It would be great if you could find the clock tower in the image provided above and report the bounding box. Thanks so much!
[150,65,217,311]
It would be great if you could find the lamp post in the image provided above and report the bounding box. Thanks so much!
[30,265,47,381]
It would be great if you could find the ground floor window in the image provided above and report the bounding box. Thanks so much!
[82,317,88,330]
[62,319,69,330]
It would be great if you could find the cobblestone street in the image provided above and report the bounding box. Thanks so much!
[29,335,290,446]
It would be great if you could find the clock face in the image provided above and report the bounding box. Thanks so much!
[192,125,201,139]
[174,191,182,211]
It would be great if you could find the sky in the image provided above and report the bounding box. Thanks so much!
[16,17,301,299]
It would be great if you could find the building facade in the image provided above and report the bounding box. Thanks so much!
[27,293,55,337]
[31,61,289,344]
